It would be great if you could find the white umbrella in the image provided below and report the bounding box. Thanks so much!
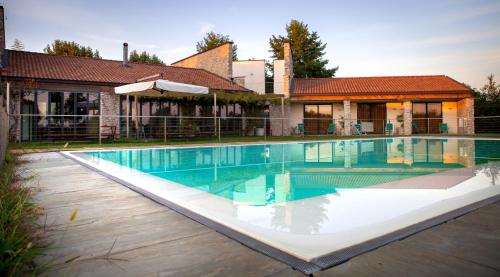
[114,79,209,96]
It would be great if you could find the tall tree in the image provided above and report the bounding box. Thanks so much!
[44,40,101,59]
[10,38,25,51]
[269,20,338,78]
[196,31,238,61]
[481,74,499,102]
[129,50,164,65]
[475,74,500,116]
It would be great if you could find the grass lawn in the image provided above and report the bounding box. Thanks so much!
[8,133,500,152]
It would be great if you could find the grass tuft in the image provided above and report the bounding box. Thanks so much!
[0,153,46,276]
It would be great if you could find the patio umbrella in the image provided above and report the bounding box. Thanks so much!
[114,79,212,137]
[114,79,209,97]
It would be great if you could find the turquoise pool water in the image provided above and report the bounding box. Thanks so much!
[81,138,500,205]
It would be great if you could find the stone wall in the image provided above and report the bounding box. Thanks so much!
[457,97,474,134]
[171,43,233,79]
[100,90,121,137]
[269,102,290,136]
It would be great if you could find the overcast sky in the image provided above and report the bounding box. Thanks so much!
[4,0,500,88]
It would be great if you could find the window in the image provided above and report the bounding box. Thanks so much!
[19,90,100,141]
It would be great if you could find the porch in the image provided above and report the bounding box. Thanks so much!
[287,98,475,136]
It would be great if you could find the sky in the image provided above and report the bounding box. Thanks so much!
[4,0,500,89]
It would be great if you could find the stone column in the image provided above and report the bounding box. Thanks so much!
[457,97,474,135]
[403,100,412,135]
[343,100,351,135]
[100,91,121,138]
[269,102,291,136]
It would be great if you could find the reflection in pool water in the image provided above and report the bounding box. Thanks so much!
[83,138,500,206]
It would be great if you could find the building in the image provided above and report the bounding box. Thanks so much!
[232,60,265,94]
[171,43,266,94]
[273,42,475,135]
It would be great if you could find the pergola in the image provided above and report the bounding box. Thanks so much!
[114,77,215,138]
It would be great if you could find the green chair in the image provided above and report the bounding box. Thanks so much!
[353,123,366,135]
[327,123,336,135]
[385,122,394,135]
[297,123,305,136]
[412,121,418,132]
[439,123,448,133]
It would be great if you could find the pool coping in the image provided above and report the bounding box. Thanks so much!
[60,139,500,275]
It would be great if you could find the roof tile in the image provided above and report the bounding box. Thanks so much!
[292,76,471,95]
[1,50,248,91]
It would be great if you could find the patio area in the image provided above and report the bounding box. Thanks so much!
[22,151,500,276]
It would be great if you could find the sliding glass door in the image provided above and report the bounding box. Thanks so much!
[412,103,442,133]
[304,104,332,135]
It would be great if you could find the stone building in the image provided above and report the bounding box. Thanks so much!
[273,42,475,135]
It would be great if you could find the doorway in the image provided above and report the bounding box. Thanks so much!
[357,103,387,134]
[412,103,442,133]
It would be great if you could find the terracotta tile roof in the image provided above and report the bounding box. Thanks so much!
[292,75,471,95]
[1,50,248,91]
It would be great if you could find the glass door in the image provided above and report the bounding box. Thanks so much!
[304,104,332,135]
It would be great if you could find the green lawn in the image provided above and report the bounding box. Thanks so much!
[8,134,500,152]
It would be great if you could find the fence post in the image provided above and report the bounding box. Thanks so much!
[427,118,430,134]
[218,117,221,142]
[163,116,167,144]
[98,114,102,145]
[264,117,267,140]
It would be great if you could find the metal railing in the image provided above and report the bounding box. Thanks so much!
[7,114,498,143]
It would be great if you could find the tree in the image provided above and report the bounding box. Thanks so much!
[475,74,500,117]
[481,74,499,102]
[44,40,101,59]
[10,38,25,51]
[196,31,238,61]
[128,50,164,65]
[269,20,338,78]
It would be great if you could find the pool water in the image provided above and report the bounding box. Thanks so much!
[82,138,500,205]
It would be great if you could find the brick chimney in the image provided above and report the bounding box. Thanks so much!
[283,41,293,98]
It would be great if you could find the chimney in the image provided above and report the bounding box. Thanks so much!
[283,41,293,98]
[0,6,6,66]
[122,42,128,67]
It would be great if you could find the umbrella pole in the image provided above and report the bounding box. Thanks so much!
[213,93,217,137]
[126,96,129,139]
[134,96,139,130]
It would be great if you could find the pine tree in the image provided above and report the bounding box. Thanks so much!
[10,38,25,51]
[196,31,238,61]
[269,20,338,78]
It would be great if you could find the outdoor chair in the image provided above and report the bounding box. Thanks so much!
[353,123,367,135]
[327,123,336,135]
[412,121,418,132]
[439,123,448,134]
[385,122,394,135]
[297,123,305,136]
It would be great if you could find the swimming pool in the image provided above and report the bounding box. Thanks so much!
[64,137,500,273]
